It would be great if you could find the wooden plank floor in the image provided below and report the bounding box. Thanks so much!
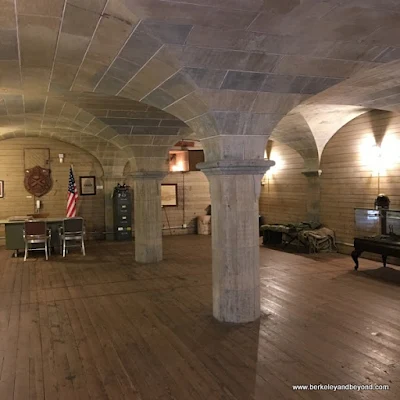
[0,236,399,400]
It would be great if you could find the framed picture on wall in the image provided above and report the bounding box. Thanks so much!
[79,176,96,196]
[161,184,178,206]
[0,180,3,198]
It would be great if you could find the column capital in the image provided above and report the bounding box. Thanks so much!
[302,169,322,177]
[130,171,168,180]
[102,176,125,182]
[197,159,275,176]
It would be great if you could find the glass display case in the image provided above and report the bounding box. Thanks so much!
[354,208,400,238]
[354,208,381,238]
[386,210,400,236]
[353,208,400,270]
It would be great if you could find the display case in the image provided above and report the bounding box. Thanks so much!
[354,208,400,237]
[352,208,400,270]
[385,210,400,236]
[354,208,380,238]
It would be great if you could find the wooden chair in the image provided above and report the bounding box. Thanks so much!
[59,217,86,257]
[23,221,51,261]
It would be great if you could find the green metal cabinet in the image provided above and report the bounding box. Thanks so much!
[113,188,132,241]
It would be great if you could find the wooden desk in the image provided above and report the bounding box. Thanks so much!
[351,235,400,270]
[0,218,64,257]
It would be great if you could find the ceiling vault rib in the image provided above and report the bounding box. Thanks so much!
[40,96,47,134]
[185,112,208,124]
[139,70,180,102]
[116,45,165,97]
[69,0,111,91]
[13,0,23,112]
[47,0,68,93]
[93,21,142,92]
[4,0,400,173]
[162,90,196,113]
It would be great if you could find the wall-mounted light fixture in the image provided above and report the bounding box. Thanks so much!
[371,144,382,176]
[59,153,65,164]
[261,149,282,185]
[263,151,282,177]
[361,135,399,177]
[169,150,189,172]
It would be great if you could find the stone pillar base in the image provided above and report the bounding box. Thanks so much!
[197,215,211,235]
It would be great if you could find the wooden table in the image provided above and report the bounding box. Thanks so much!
[0,218,64,257]
[351,234,400,270]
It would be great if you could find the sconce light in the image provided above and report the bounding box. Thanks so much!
[375,145,382,158]
[59,153,65,163]
[361,136,400,177]
[369,144,383,176]
[169,150,189,172]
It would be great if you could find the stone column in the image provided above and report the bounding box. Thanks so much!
[302,169,322,224]
[131,171,166,263]
[198,159,275,323]
[103,176,124,241]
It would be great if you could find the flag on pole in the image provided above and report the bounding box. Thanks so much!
[66,166,78,217]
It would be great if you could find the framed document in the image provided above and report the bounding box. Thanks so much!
[79,176,96,196]
[161,184,178,206]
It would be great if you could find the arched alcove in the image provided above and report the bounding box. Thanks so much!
[0,136,107,240]
[320,110,400,249]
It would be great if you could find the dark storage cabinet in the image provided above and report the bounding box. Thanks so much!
[262,230,283,245]
[113,187,132,241]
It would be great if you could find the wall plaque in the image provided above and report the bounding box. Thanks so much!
[161,184,178,206]
[79,176,96,195]
[24,165,53,197]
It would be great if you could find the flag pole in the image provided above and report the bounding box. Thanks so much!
[66,163,78,218]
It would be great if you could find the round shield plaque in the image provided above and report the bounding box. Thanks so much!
[24,165,53,197]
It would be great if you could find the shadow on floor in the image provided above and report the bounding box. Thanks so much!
[260,243,311,254]
[358,266,400,286]
[260,243,342,261]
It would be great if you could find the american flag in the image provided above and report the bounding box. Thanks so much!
[66,166,78,217]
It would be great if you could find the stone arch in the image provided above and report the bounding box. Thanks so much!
[0,124,129,178]
[285,60,400,160]
[270,112,319,171]
[11,0,400,325]
[0,135,110,234]
[0,92,200,176]
[2,92,202,175]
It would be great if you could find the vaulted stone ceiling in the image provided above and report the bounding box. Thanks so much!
[1,0,400,170]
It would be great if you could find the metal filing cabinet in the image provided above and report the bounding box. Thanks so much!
[113,185,132,241]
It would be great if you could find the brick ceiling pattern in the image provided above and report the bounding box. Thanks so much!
[1,0,400,170]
